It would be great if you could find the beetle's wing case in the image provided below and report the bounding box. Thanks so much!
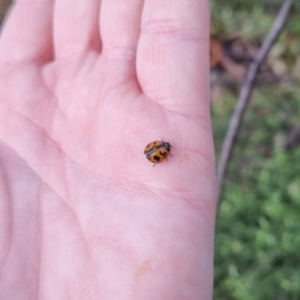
[143,141,162,154]
[147,151,161,163]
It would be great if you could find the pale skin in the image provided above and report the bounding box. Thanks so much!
[0,0,216,299]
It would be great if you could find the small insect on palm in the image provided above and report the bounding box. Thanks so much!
[144,140,172,166]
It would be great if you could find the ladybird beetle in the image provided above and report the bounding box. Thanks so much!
[144,140,172,166]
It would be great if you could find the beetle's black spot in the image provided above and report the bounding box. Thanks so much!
[160,150,167,157]
[144,144,151,153]
[153,155,160,162]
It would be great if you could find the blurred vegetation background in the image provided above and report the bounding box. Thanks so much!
[211,1,300,299]
[1,0,300,299]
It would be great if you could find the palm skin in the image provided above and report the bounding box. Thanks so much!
[0,0,216,299]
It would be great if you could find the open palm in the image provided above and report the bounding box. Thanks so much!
[0,0,215,299]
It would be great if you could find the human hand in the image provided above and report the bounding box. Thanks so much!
[0,0,215,299]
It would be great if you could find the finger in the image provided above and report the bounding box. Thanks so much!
[100,0,144,82]
[0,1,53,63]
[137,0,210,117]
[54,0,101,58]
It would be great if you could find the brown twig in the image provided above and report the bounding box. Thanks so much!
[216,0,293,204]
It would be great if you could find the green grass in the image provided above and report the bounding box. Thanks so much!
[213,82,300,299]
[212,1,300,298]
